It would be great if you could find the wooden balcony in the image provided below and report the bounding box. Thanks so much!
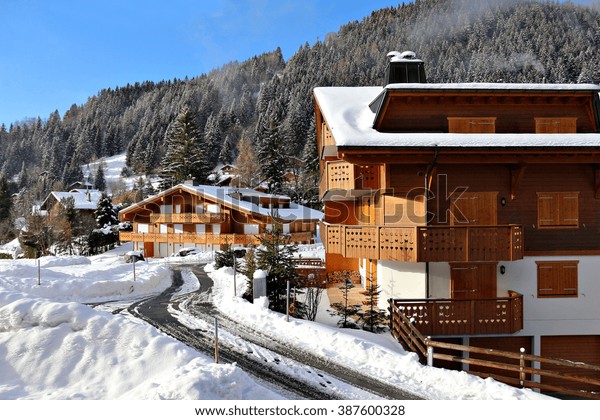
[119,231,313,245]
[148,213,228,224]
[320,160,380,198]
[390,291,524,336]
[320,222,523,262]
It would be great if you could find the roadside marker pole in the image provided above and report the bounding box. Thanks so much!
[286,281,290,322]
[37,259,41,286]
[233,255,236,297]
[214,318,219,364]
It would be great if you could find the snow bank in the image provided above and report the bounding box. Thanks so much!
[204,263,552,400]
[0,245,172,303]
[0,291,281,399]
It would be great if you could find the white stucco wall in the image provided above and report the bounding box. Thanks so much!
[497,256,600,336]
[377,260,427,309]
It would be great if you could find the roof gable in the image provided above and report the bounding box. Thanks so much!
[314,84,600,150]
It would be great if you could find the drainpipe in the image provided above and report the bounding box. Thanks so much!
[424,146,439,298]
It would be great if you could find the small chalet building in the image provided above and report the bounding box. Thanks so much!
[314,51,600,389]
[39,189,103,216]
[118,181,323,257]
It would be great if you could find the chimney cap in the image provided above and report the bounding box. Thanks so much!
[387,50,419,62]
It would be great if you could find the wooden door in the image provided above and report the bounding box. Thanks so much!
[143,242,154,258]
[450,263,497,299]
[450,192,497,225]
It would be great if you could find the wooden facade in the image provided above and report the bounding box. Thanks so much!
[314,74,600,345]
[119,183,321,257]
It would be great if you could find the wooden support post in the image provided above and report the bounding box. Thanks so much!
[519,347,526,387]
[426,337,434,367]
[594,165,600,199]
[510,164,526,201]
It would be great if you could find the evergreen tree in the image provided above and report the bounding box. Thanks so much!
[356,281,388,333]
[94,192,118,228]
[159,106,210,189]
[299,117,321,209]
[256,222,299,314]
[0,175,12,222]
[218,134,235,164]
[330,279,360,329]
[255,106,287,194]
[214,242,239,270]
[94,164,106,191]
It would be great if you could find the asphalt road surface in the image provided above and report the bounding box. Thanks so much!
[127,264,422,400]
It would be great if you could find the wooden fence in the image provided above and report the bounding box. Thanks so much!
[390,301,600,399]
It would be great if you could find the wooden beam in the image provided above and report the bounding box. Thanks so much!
[510,164,527,201]
[594,165,600,199]
[340,151,600,166]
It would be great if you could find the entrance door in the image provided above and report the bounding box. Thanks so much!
[450,263,497,299]
[450,192,498,225]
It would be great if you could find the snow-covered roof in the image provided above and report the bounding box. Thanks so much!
[43,190,103,211]
[120,184,323,222]
[314,84,600,149]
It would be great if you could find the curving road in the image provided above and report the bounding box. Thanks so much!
[127,264,422,400]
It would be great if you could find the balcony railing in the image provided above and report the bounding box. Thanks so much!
[148,213,228,224]
[390,291,524,336]
[320,222,523,262]
[320,160,380,198]
[119,231,313,245]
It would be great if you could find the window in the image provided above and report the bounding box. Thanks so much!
[537,192,579,229]
[536,260,578,298]
[447,117,496,133]
[535,118,577,134]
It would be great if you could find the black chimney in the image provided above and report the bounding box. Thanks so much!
[384,51,426,85]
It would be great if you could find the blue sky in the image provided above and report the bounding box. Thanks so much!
[0,0,596,127]
[0,0,402,126]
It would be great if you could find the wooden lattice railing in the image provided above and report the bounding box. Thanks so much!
[389,301,600,399]
[119,231,313,245]
[390,291,524,336]
[320,223,523,262]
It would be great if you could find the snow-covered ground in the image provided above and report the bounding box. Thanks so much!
[0,240,553,402]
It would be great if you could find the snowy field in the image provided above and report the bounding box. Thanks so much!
[0,239,554,403]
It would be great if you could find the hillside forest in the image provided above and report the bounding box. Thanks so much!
[1,0,600,243]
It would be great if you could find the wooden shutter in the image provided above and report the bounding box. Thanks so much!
[448,117,496,133]
[450,192,497,225]
[537,192,557,227]
[559,193,579,226]
[537,192,579,228]
[536,260,578,297]
[535,118,577,133]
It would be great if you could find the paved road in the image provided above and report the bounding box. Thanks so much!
[128,264,422,400]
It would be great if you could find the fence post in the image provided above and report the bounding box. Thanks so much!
[426,336,434,367]
[519,347,526,387]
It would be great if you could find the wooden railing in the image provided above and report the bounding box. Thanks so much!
[120,231,314,245]
[390,291,524,336]
[292,257,326,281]
[149,213,228,224]
[321,223,523,262]
[390,304,600,399]
[319,160,381,197]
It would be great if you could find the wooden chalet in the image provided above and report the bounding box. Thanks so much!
[39,189,104,216]
[118,181,322,257]
[314,50,600,392]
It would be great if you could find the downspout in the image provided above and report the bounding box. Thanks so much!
[424,146,439,298]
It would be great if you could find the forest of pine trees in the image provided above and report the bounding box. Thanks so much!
[1,0,600,240]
